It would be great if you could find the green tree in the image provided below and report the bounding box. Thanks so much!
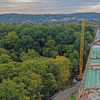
[55,32,67,44]
[20,49,39,61]
[20,35,36,52]
[43,73,58,100]
[4,31,19,50]
[0,79,28,100]
[42,39,58,58]
[21,59,47,76]
[45,40,55,48]
[27,49,40,58]
[49,56,72,90]
[13,72,42,100]
[85,31,93,43]
[0,48,9,56]
[0,54,13,64]
[64,45,74,57]
[69,50,79,75]
[42,48,58,58]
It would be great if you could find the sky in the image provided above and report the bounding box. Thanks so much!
[0,0,100,14]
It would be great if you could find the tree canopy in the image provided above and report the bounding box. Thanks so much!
[0,22,95,100]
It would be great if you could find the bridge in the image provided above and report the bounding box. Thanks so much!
[77,28,100,100]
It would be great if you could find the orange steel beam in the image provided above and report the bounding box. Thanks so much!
[83,87,100,89]
[87,64,100,67]
[79,19,85,79]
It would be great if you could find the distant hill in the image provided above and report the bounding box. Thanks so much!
[69,12,100,20]
[0,12,100,24]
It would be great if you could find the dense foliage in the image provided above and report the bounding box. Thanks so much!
[0,23,95,100]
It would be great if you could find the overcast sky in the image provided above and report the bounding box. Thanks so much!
[0,0,100,14]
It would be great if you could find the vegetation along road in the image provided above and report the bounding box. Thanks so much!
[52,81,81,100]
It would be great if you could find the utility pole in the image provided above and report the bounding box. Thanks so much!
[79,19,85,79]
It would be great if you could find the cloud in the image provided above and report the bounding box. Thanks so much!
[74,3,100,13]
[9,0,32,2]
[8,0,42,2]
[0,0,100,14]
[0,0,43,2]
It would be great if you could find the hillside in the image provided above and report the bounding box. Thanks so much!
[0,12,100,24]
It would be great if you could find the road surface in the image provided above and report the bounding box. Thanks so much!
[51,81,81,100]
[94,28,100,42]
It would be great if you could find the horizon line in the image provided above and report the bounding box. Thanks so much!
[0,12,99,15]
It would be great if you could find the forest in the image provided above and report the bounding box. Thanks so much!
[0,22,95,100]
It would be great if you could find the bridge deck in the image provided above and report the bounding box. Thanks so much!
[83,45,100,89]
[84,69,100,88]
[88,45,100,64]
[78,28,100,99]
